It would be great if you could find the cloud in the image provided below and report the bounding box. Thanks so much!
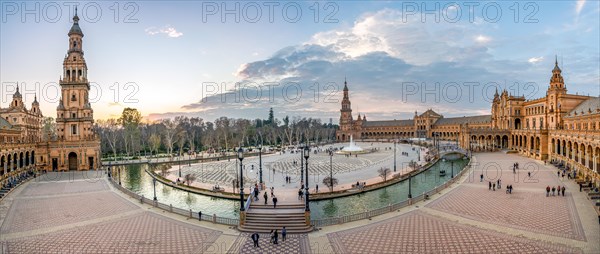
[576,0,586,15]
[159,8,597,122]
[475,35,492,44]
[145,25,183,38]
[528,57,544,64]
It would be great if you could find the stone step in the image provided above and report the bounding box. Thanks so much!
[250,203,305,207]
[246,212,305,218]
[239,224,313,233]
[245,218,306,224]
[246,215,304,221]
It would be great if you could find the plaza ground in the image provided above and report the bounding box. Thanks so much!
[0,152,598,253]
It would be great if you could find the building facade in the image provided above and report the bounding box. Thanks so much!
[1,11,101,185]
[337,60,600,183]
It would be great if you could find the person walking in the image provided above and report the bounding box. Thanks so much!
[298,188,303,200]
[273,195,278,208]
[269,230,274,243]
[316,184,319,193]
[546,186,550,197]
[273,229,279,244]
[251,232,260,248]
[480,174,484,182]
[489,181,492,190]
[552,186,556,196]
[493,183,496,191]
[579,183,583,192]
[282,227,287,242]
[264,191,268,205]
[271,186,274,196]
[561,186,565,196]
[497,179,501,189]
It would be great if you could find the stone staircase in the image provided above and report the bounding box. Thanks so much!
[238,202,313,233]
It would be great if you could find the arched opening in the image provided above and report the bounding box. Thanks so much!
[514,118,521,129]
[25,151,29,166]
[502,135,509,149]
[0,155,5,176]
[68,152,78,171]
[19,152,23,169]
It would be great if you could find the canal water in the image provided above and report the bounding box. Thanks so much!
[114,158,468,220]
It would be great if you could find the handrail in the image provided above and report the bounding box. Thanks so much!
[244,186,254,212]
[108,176,239,226]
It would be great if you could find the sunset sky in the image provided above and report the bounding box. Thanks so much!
[1,1,599,123]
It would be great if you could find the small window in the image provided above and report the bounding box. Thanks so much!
[71,94,77,101]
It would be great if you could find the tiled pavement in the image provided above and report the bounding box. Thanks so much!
[2,212,221,254]
[327,211,580,254]
[0,176,222,253]
[229,233,311,254]
[1,152,598,253]
[426,185,585,240]
[320,152,599,254]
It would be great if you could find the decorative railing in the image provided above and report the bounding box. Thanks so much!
[108,177,239,226]
[311,160,471,227]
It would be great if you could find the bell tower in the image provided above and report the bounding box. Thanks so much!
[339,78,353,132]
[56,8,95,141]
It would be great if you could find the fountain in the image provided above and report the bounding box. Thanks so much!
[338,135,371,154]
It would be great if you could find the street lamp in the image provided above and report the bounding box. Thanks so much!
[408,160,413,199]
[178,155,182,178]
[258,143,263,185]
[451,160,454,178]
[300,143,305,185]
[303,146,310,211]
[328,147,334,192]
[393,137,397,172]
[118,167,121,186]
[152,177,157,201]
[238,147,245,211]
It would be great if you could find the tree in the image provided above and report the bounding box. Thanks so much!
[97,118,120,160]
[322,176,339,192]
[119,108,142,157]
[378,167,391,182]
[267,107,275,126]
[149,133,161,159]
[184,173,196,186]
[161,119,177,158]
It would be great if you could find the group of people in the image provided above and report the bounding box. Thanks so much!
[488,179,502,191]
[284,176,292,183]
[251,227,287,247]
[512,162,520,173]
[546,185,566,196]
[260,186,278,208]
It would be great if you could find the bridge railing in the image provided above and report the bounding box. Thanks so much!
[108,176,239,226]
[311,161,471,228]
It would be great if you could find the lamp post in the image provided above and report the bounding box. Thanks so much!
[304,146,310,211]
[393,137,397,172]
[118,167,121,186]
[152,177,157,201]
[451,160,454,178]
[178,154,182,178]
[408,160,413,199]
[237,148,245,211]
[258,144,263,185]
[300,143,304,185]
[328,147,333,192]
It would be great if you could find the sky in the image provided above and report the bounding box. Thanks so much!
[1,1,599,123]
